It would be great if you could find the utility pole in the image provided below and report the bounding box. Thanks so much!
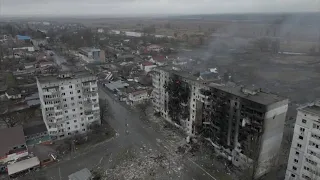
[125,117,129,135]
[70,140,75,157]
[58,167,62,180]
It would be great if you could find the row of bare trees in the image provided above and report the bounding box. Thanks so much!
[0,108,36,128]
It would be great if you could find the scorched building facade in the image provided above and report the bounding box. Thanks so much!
[196,84,288,177]
[151,66,288,177]
[37,71,101,140]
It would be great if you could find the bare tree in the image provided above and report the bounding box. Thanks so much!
[136,100,150,118]
[99,98,113,121]
[0,108,35,128]
[0,113,20,128]
[136,100,152,125]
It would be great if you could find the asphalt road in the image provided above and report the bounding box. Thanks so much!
[17,85,217,180]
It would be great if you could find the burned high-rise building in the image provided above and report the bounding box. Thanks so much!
[194,84,288,177]
[151,66,288,178]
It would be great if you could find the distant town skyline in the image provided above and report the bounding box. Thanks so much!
[0,0,319,17]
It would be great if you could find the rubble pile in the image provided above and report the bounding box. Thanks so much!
[104,144,184,180]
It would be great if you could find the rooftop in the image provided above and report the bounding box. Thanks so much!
[6,87,21,96]
[0,126,26,156]
[299,104,320,115]
[104,80,129,91]
[130,89,148,96]
[23,123,47,137]
[37,71,96,84]
[79,47,100,52]
[16,35,31,40]
[156,66,199,81]
[68,168,92,180]
[208,83,287,105]
[7,157,40,175]
[142,61,154,66]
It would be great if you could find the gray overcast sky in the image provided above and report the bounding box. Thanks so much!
[0,0,319,16]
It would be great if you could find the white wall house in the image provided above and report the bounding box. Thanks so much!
[140,62,157,73]
[128,90,149,105]
[13,46,35,52]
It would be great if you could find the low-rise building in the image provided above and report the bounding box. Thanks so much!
[39,61,54,68]
[147,45,162,52]
[13,46,35,52]
[79,47,105,62]
[5,88,22,100]
[23,123,50,145]
[16,35,31,42]
[7,156,40,178]
[31,39,47,48]
[0,126,28,166]
[24,62,36,69]
[150,56,166,66]
[68,168,92,180]
[128,90,149,105]
[104,80,129,92]
[140,62,157,73]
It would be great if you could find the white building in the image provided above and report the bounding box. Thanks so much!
[285,101,320,180]
[36,71,101,140]
[97,28,104,33]
[147,45,162,52]
[79,47,105,62]
[140,62,157,73]
[128,90,149,105]
[13,46,35,52]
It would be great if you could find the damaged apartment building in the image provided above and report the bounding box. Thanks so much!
[151,66,288,178]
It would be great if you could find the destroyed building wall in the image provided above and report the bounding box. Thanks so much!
[197,85,288,178]
[151,67,288,178]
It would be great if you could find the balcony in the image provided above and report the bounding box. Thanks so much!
[85,110,93,116]
[44,103,55,108]
[49,128,58,132]
[90,82,98,88]
[55,113,63,119]
[54,108,63,113]
[310,136,320,147]
[46,115,55,120]
[44,94,60,100]
[43,87,59,95]
[92,104,100,111]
